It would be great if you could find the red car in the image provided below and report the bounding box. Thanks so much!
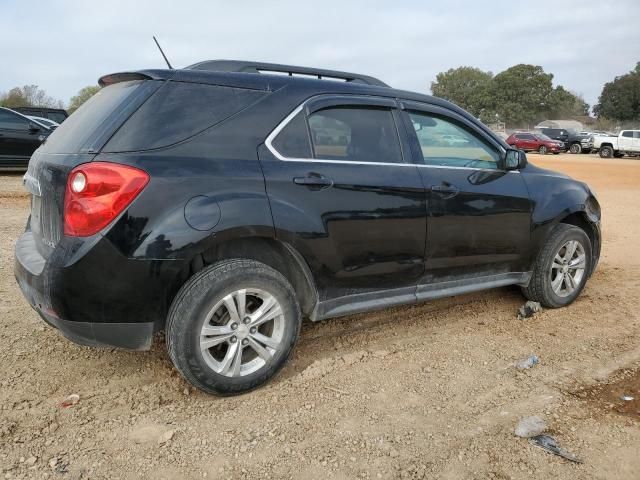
[506,132,564,154]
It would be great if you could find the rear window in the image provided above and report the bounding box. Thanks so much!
[103,82,266,152]
[41,80,156,154]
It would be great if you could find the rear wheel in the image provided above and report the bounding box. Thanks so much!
[538,145,548,155]
[522,224,591,308]
[166,259,301,395]
[569,143,581,154]
[599,146,614,158]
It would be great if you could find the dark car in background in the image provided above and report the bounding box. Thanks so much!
[0,107,52,169]
[15,60,601,395]
[505,132,564,154]
[13,107,68,124]
[537,128,591,154]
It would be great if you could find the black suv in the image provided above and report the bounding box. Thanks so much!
[0,107,52,169]
[15,61,601,395]
[537,127,591,154]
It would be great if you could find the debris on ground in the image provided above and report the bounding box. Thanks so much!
[529,435,583,463]
[158,429,176,445]
[60,393,80,408]
[515,416,547,438]
[517,301,543,320]
[516,355,539,370]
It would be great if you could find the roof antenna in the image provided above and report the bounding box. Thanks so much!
[153,36,173,69]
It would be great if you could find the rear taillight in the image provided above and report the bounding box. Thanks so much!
[64,161,149,237]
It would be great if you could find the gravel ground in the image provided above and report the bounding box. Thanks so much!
[1,153,639,479]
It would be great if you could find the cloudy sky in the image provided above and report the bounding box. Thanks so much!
[1,0,638,109]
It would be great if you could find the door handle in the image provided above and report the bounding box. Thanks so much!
[430,184,459,198]
[293,174,333,190]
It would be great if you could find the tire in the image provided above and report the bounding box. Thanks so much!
[522,224,592,308]
[166,259,301,395]
[569,143,581,154]
[599,146,613,158]
[538,145,548,155]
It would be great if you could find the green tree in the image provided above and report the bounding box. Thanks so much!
[0,85,63,109]
[491,64,553,126]
[547,86,590,118]
[594,62,640,122]
[68,85,101,113]
[430,67,495,121]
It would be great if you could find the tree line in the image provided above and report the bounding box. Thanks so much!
[1,62,638,126]
[431,62,639,128]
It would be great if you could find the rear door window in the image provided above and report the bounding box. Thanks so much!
[307,107,403,164]
[104,82,266,152]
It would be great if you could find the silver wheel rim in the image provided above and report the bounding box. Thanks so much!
[540,146,547,154]
[570,144,580,153]
[550,240,586,297]
[199,288,285,377]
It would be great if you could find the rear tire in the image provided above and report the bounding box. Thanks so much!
[166,259,301,395]
[599,146,614,158]
[522,224,592,308]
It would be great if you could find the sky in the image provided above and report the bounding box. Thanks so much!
[1,0,638,110]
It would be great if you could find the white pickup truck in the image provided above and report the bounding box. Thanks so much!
[594,130,640,158]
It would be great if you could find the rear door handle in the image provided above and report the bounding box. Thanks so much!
[293,174,334,190]
[430,184,459,198]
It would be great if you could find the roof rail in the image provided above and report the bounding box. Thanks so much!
[185,59,389,88]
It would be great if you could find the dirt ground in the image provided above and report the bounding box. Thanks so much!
[1,153,639,479]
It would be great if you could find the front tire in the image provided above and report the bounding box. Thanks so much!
[522,224,591,308]
[569,143,581,154]
[538,145,548,155]
[166,259,301,395]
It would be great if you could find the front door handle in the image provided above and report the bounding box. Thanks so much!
[293,173,334,190]
[430,184,459,199]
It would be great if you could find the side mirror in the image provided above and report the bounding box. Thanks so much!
[28,122,41,132]
[504,148,527,171]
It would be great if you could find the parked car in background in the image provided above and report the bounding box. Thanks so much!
[506,132,564,154]
[13,107,68,124]
[27,116,60,130]
[537,128,591,154]
[594,130,640,158]
[0,107,52,169]
[15,60,601,395]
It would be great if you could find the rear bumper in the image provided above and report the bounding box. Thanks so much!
[36,310,154,350]
[14,230,183,351]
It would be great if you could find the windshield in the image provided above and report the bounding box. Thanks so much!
[535,133,552,141]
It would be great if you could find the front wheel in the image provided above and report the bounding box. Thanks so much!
[569,143,581,154]
[538,145,548,155]
[522,224,591,308]
[166,259,301,395]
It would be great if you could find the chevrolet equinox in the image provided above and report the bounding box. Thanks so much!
[15,60,601,395]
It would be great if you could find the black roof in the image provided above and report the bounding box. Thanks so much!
[97,61,506,148]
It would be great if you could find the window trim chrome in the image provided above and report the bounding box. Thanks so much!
[264,98,519,174]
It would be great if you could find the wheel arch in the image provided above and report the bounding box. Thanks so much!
[555,210,601,276]
[170,236,318,321]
